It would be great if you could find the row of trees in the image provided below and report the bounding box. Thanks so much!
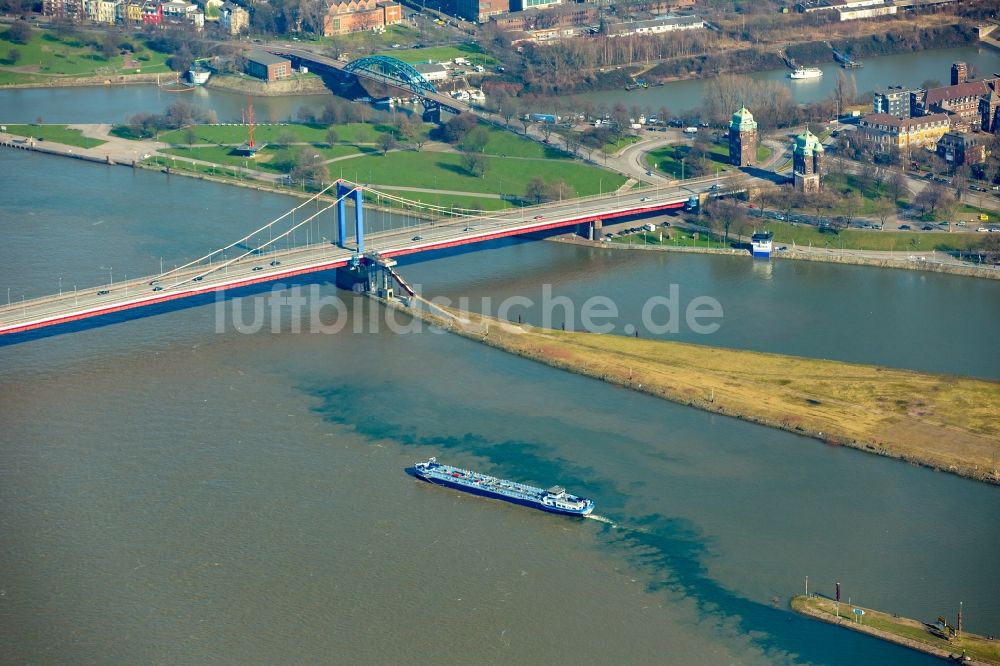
[124,102,217,138]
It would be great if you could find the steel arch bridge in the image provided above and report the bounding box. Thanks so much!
[343,55,438,103]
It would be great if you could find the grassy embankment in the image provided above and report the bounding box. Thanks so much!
[2,124,105,148]
[422,307,1000,484]
[150,122,625,210]
[792,595,1000,665]
[0,27,169,86]
[613,218,992,253]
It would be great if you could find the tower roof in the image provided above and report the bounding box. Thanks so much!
[794,128,824,156]
[730,106,757,131]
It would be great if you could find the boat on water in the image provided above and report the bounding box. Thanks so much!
[789,67,823,80]
[751,230,774,258]
[413,458,595,516]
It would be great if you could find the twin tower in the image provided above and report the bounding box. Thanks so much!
[728,106,823,193]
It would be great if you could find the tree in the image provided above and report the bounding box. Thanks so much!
[525,177,547,204]
[100,33,118,60]
[6,21,31,45]
[706,199,743,244]
[376,132,396,156]
[539,124,554,142]
[461,126,489,154]
[7,48,21,64]
[887,170,908,204]
[546,179,574,202]
[914,182,954,218]
[325,127,338,147]
[277,129,297,146]
[185,127,196,145]
[461,152,489,177]
[874,197,895,230]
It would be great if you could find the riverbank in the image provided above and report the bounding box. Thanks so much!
[204,73,331,97]
[389,298,1000,486]
[791,596,999,665]
[548,236,1000,281]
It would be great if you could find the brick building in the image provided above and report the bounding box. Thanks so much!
[728,106,758,167]
[792,128,824,194]
[246,52,292,81]
[323,0,401,35]
[936,131,987,166]
[456,0,508,22]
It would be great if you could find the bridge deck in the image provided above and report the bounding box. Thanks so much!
[0,176,742,336]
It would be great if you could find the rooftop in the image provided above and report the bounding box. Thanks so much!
[247,51,291,66]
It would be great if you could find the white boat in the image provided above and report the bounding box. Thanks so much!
[789,67,823,80]
[188,67,211,85]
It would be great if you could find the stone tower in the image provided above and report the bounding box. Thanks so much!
[792,128,824,194]
[728,106,758,167]
[951,62,968,86]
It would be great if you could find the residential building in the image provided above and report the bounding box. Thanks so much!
[123,0,143,23]
[219,1,249,34]
[246,52,291,81]
[981,88,1000,134]
[872,86,916,118]
[142,1,162,25]
[857,112,950,153]
[606,15,705,37]
[323,0,401,35]
[913,79,1000,129]
[85,0,119,24]
[936,131,987,166]
[42,0,85,20]
[729,106,758,168]
[792,128,824,194]
[456,0,508,22]
[161,0,203,27]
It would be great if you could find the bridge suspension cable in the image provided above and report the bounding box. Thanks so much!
[170,186,360,287]
[156,179,342,281]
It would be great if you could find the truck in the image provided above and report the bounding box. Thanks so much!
[530,113,558,124]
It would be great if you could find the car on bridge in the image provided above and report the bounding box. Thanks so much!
[412,235,423,241]
[533,215,545,220]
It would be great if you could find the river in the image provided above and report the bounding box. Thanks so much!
[563,46,1000,116]
[0,46,997,125]
[1,71,999,665]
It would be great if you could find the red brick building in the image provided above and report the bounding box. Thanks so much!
[323,0,401,35]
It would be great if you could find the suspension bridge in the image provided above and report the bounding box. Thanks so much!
[0,174,745,337]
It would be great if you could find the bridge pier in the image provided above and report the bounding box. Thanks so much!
[591,219,602,241]
[353,187,365,253]
[336,181,349,248]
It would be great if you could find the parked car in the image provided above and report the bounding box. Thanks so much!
[899,224,911,230]
[921,225,934,231]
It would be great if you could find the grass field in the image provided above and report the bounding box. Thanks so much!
[792,596,1000,665]
[760,220,987,252]
[0,28,170,79]
[161,143,373,172]
[2,124,105,148]
[612,229,730,249]
[158,122,404,146]
[481,126,569,159]
[335,150,625,200]
[430,308,1000,484]
[374,42,495,65]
